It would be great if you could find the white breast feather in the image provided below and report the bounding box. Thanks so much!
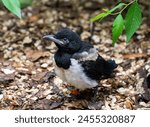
[54,58,98,90]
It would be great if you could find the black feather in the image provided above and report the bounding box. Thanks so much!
[107,60,118,72]
[78,42,94,53]
[147,74,150,88]
[81,55,117,80]
[54,50,71,69]
[54,29,81,54]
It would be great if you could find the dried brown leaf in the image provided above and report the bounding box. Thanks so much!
[123,53,147,59]
[25,49,50,62]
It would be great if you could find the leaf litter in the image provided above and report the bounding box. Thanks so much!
[0,0,150,110]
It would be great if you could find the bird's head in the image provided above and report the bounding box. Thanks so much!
[43,29,82,54]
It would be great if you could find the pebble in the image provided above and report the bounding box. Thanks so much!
[30,97,38,101]
[17,92,22,96]
[23,36,32,44]
[117,87,129,95]
[102,101,111,110]
[92,35,100,43]
[139,102,147,107]
[115,58,123,64]
[37,19,44,24]
[7,95,13,100]
[2,26,7,31]
[37,84,42,88]
[31,96,38,101]
[37,68,42,72]
[102,84,111,87]
[41,63,48,68]
[81,31,91,40]
[53,77,63,85]
[0,94,3,100]
[46,95,53,100]
[137,35,142,40]
[1,68,15,75]
[43,90,52,96]
[17,68,29,74]
[145,65,150,70]
[32,89,39,94]
[26,95,32,98]
[31,71,37,75]
[47,60,53,65]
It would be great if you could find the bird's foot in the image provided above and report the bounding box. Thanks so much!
[67,86,100,100]
[70,89,80,96]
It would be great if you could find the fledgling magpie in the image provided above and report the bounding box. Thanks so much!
[43,29,117,90]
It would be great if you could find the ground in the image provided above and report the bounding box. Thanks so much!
[0,0,150,109]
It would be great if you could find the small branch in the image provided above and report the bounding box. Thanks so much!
[111,0,136,16]
[89,22,95,43]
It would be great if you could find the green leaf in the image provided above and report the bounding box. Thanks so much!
[112,14,124,46]
[90,12,110,22]
[2,0,21,18]
[90,2,126,22]
[109,3,126,13]
[20,0,32,9]
[125,2,142,43]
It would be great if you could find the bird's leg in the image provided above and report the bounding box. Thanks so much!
[66,85,80,96]
[70,89,80,96]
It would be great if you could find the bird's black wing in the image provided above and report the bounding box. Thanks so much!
[80,55,117,80]
[72,42,117,80]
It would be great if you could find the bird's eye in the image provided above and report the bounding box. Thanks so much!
[62,38,67,41]
[62,38,69,43]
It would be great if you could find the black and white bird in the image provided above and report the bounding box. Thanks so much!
[43,29,117,91]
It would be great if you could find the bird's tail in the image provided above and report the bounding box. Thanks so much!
[103,60,118,78]
[103,60,117,76]
[107,60,118,70]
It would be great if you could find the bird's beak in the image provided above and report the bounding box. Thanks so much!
[43,35,64,45]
